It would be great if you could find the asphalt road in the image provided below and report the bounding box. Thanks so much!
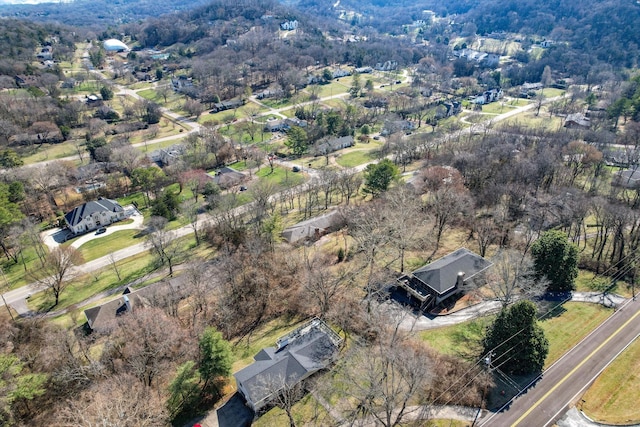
[478,297,640,427]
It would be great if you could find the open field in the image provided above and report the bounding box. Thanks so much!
[336,150,379,168]
[581,336,640,425]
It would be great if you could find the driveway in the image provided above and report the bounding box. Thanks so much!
[42,206,144,251]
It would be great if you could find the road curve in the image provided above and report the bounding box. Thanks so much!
[478,297,640,427]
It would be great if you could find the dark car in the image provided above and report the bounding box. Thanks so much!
[96,227,107,235]
[292,165,301,172]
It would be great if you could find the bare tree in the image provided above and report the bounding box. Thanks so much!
[34,246,83,307]
[328,309,432,427]
[57,373,169,426]
[486,250,547,308]
[302,249,356,318]
[145,217,181,275]
[255,373,306,427]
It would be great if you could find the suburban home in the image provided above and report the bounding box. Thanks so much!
[314,135,355,156]
[264,117,308,132]
[14,74,39,88]
[211,99,246,113]
[564,114,591,129]
[171,75,194,92]
[374,60,398,71]
[613,169,640,189]
[209,166,246,189]
[282,210,344,244]
[354,66,373,74]
[83,278,186,331]
[280,20,299,31]
[396,248,492,310]
[471,88,503,105]
[234,319,342,412]
[332,68,351,79]
[155,144,186,166]
[64,198,127,235]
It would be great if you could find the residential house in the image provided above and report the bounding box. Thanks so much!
[64,197,127,235]
[396,248,492,310]
[613,169,640,189]
[209,166,246,189]
[156,144,186,166]
[211,99,246,113]
[564,114,591,129]
[520,82,543,97]
[282,210,344,244]
[332,68,351,79]
[264,117,307,132]
[280,20,299,31]
[61,78,77,89]
[471,88,503,105]
[234,319,342,412]
[540,40,554,48]
[374,60,398,71]
[314,135,355,156]
[36,47,53,61]
[83,278,186,331]
[171,75,194,93]
[256,89,284,100]
[354,66,373,74]
[14,74,38,88]
[442,101,462,117]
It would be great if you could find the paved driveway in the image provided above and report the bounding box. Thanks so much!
[42,206,144,251]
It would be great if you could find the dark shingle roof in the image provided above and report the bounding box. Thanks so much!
[64,198,123,226]
[234,320,341,409]
[411,248,492,295]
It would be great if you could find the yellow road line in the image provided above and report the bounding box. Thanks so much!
[511,308,640,426]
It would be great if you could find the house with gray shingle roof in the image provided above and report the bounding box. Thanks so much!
[397,248,492,310]
[64,197,126,235]
[234,319,342,412]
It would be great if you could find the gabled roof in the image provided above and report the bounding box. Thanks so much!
[64,198,123,226]
[83,277,186,331]
[209,166,245,188]
[411,248,492,295]
[282,210,343,243]
[234,319,342,410]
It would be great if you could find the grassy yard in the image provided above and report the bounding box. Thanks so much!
[0,246,48,290]
[28,250,156,312]
[76,229,143,261]
[539,301,613,367]
[256,165,306,190]
[581,336,640,425]
[335,150,378,168]
[481,102,519,115]
[419,301,613,368]
[253,393,332,427]
[20,141,80,164]
[419,316,493,357]
[231,317,305,371]
[498,111,564,131]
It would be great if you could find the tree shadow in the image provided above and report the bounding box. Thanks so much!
[487,371,543,412]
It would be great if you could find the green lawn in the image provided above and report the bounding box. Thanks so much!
[253,393,331,427]
[582,336,640,425]
[256,165,306,190]
[0,245,48,290]
[231,317,305,371]
[76,229,143,261]
[481,102,518,115]
[539,301,613,367]
[20,141,80,164]
[335,150,377,168]
[28,250,156,312]
[419,301,613,369]
[419,316,493,357]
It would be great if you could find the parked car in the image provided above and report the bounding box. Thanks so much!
[96,227,107,235]
[292,166,301,172]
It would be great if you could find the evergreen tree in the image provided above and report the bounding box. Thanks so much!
[483,300,548,375]
[285,126,308,156]
[363,159,399,196]
[531,230,579,292]
[198,327,232,396]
